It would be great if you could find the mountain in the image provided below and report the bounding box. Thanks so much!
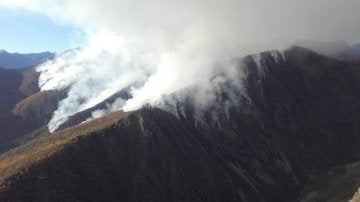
[295,40,351,59]
[0,66,66,153]
[351,44,360,56]
[340,44,360,62]
[0,50,54,68]
[0,46,360,201]
[298,161,360,201]
[294,40,360,63]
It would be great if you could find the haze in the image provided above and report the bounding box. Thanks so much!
[1,0,359,131]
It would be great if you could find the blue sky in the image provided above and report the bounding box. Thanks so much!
[0,6,85,53]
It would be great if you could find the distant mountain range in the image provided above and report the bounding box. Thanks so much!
[296,40,360,61]
[0,42,359,69]
[342,44,360,61]
[0,46,360,201]
[0,50,54,68]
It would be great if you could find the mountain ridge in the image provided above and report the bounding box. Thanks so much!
[0,50,54,69]
[0,46,360,201]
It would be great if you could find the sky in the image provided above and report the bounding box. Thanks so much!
[0,6,85,53]
[1,1,360,53]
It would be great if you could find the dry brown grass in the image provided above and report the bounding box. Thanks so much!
[0,110,130,182]
[19,67,40,96]
[12,91,51,116]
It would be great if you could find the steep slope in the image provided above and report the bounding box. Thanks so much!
[243,46,360,173]
[298,161,360,201]
[0,68,24,114]
[0,108,293,202]
[0,67,32,152]
[0,66,65,153]
[0,46,360,201]
[0,64,124,154]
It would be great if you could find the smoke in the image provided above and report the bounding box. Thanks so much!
[1,0,360,131]
[37,33,153,131]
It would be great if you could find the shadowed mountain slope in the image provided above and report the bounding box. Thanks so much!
[0,66,66,153]
[0,46,360,201]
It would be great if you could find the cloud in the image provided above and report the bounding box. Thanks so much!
[2,0,360,131]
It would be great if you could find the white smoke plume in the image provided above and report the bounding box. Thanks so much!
[1,0,360,131]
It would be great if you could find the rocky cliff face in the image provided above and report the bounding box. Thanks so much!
[0,46,359,201]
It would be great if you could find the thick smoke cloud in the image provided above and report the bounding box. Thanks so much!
[1,0,360,131]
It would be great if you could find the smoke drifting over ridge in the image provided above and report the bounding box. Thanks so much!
[1,0,360,132]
